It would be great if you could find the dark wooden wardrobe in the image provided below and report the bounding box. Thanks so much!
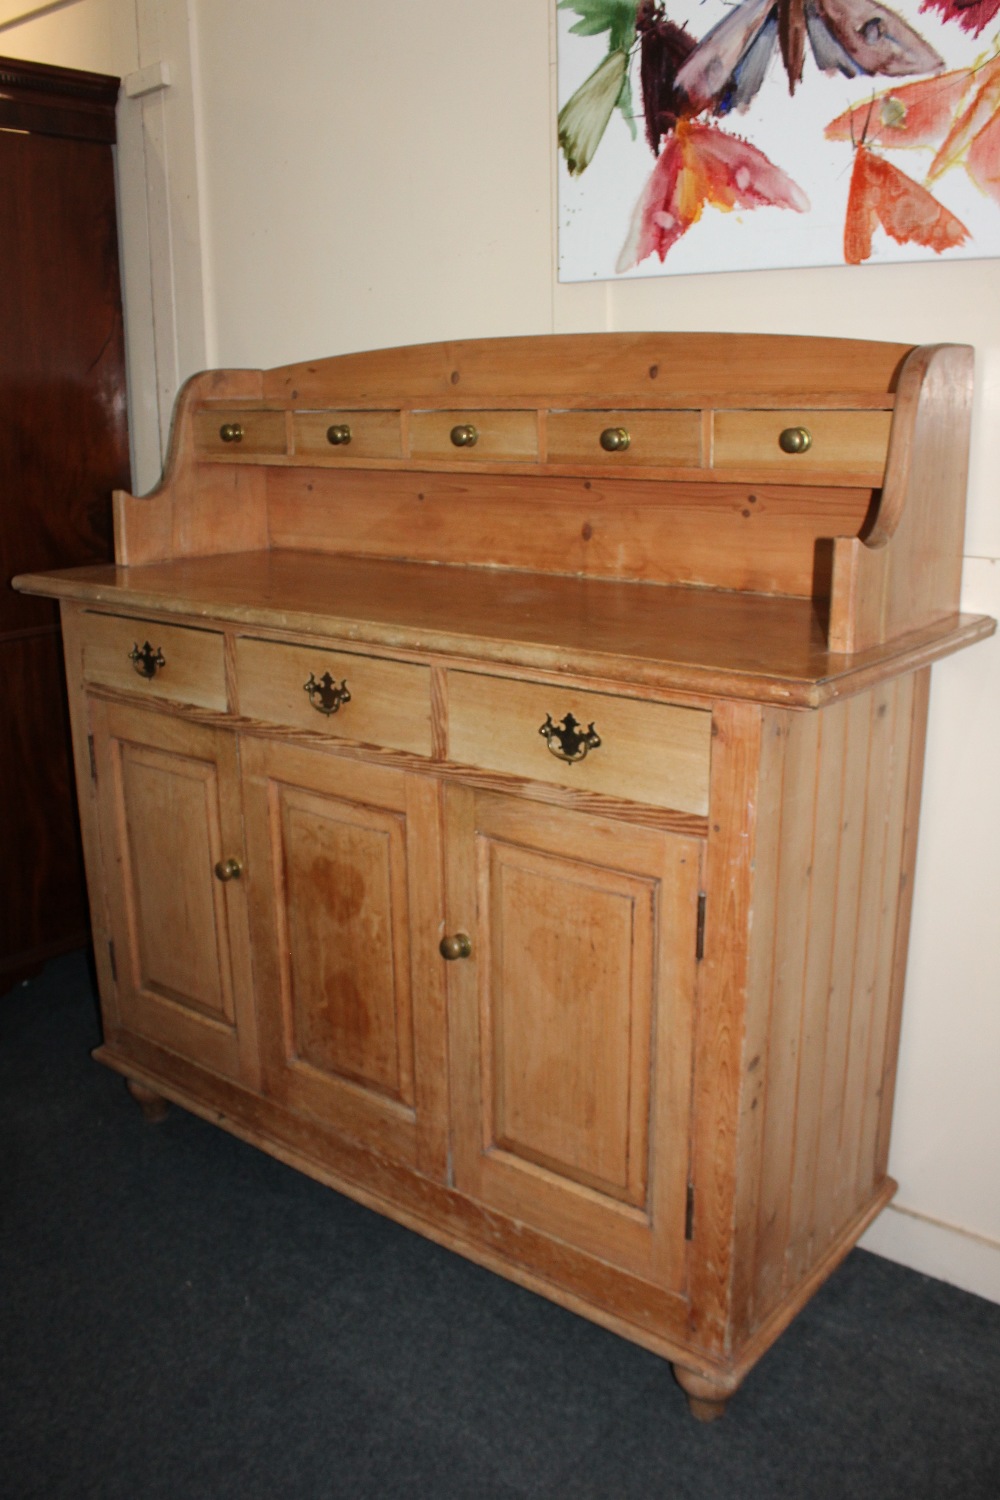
[0,56,130,988]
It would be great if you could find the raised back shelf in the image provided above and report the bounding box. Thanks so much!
[113,332,973,656]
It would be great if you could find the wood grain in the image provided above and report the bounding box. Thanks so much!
[828,345,973,652]
[89,698,259,1085]
[15,552,993,710]
[235,635,432,754]
[546,410,701,467]
[0,89,128,978]
[410,409,537,463]
[724,678,919,1335]
[261,333,912,404]
[687,698,765,1351]
[447,670,711,815]
[445,786,700,1287]
[293,410,402,460]
[193,408,286,456]
[14,331,994,1417]
[80,611,228,711]
[266,466,872,597]
[712,410,891,483]
[240,737,449,1178]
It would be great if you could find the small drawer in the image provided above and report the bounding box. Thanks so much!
[236,637,432,756]
[293,410,402,460]
[547,410,701,467]
[448,673,711,815]
[712,410,892,482]
[80,613,227,710]
[193,408,287,456]
[410,410,537,463]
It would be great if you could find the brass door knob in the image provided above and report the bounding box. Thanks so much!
[214,858,242,882]
[439,932,472,960]
[599,426,630,452]
[450,424,478,448]
[778,426,812,454]
[219,423,244,443]
[326,424,352,446]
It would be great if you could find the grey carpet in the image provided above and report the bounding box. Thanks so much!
[2,951,998,1499]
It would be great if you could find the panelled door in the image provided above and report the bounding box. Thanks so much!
[444,786,702,1291]
[89,698,258,1083]
[240,738,449,1178]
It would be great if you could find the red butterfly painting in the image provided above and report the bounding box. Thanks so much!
[920,0,1000,37]
[617,117,809,269]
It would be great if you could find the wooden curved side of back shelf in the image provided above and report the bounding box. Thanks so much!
[114,367,269,566]
[827,344,973,655]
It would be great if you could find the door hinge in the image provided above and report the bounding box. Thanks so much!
[108,939,117,982]
[88,734,97,781]
[685,1181,695,1241]
[695,892,706,961]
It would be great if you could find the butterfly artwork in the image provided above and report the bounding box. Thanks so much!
[556,0,1000,276]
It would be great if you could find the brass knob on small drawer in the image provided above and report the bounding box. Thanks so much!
[778,426,812,454]
[599,426,630,452]
[214,858,242,882]
[326,424,352,446]
[439,932,472,961]
[129,641,165,679]
[219,423,244,443]
[450,424,478,448]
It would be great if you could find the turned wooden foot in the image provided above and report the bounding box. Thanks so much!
[672,1365,732,1423]
[126,1078,170,1123]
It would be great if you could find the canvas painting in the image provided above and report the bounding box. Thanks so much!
[556,0,1000,278]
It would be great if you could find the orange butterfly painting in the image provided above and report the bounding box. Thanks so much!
[826,48,1000,204]
[842,135,969,261]
[557,0,1000,277]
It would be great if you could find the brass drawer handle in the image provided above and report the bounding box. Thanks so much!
[326,423,352,446]
[439,932,472,960]
[450,424,478,448]
[219,422,244,443]
[778,426,812,454]
[129,641,165,680]
[304,672,351,716]
[599,426,630,452]
[539,712,601,764]
[214,857,242,882]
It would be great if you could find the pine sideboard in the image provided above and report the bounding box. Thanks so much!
[14,333,994,1419]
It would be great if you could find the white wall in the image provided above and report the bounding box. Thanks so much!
[5,0,998,1303]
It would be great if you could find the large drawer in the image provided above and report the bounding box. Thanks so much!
[712,409,892,481]
[447,672,711,815]
[409,410,537,462]
[236,637,432,755]
[80,613,228,710]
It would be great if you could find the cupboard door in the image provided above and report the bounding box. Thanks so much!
[241,739,448,1176]
[90,699,258,1083]
[445,787,701,1290]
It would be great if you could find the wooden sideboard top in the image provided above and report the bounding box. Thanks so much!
[15,550,992,708]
